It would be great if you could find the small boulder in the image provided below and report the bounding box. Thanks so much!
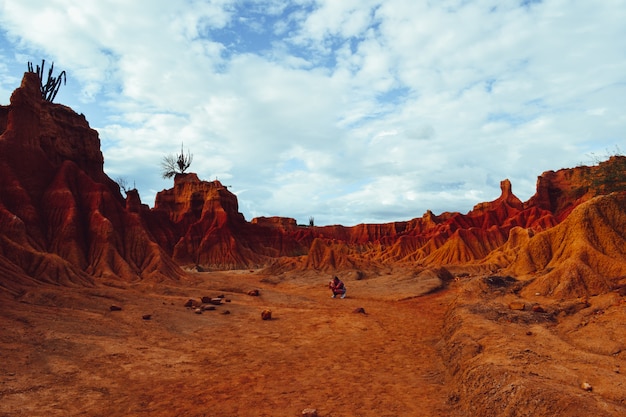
[248,289,260,296]
[302,408,318,417]
[509,301,526,311]
[261,309,272,320]
[201,305,216,311]
[109,305,122,311]
[484,275,517,288]
[184,299,199,308]
[142,314,152,320]
[194,308,202,314]
[353,307,366,314]
[562,300,590,315]
[209,298,223,305]
[201,296,212,304]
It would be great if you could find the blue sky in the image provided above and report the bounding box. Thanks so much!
[0,0,625,226]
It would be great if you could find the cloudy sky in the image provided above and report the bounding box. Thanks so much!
[0,0,624,226]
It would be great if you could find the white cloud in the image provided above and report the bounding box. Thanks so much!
[0,0,625,225]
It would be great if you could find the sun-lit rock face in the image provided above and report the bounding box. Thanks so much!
[507,192,626,298]
[1,72,625,298]
[277,178,559,271]
[153,174,252,266]
[527,156,626,221]
[156,164,625,302]
[148,174,315,268]
[0,73,183,293]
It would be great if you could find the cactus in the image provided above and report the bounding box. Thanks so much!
[27,59,67,103]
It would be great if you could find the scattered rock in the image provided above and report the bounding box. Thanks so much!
[614,284,626,296]
[209,298,223,305]
[532,305,545,313]
[194,308,202,314]
[509,301,526,311]
[222,310,231,315]
[526,331,533,336]
[201,296,212,304]
[347,270,364,281]
[142,314,152,320]
[261,309,272,320]
[301,408,318,417]
[184,299,199,308]
[201,305,216,311]
[109,305,122,311]
[581,382,593,391]
[353,307,366,314]
[484,275,517,288]
[562,300,590,315]
[248,289,260,296]
[447,393,460,404]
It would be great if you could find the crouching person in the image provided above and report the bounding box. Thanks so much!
[329,276,347,299]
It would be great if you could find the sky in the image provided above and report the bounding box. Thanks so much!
[0,0,624,226]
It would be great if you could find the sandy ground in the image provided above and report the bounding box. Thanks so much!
[1,269,625,416]
[443,276,626,416]
[0,270,458,417]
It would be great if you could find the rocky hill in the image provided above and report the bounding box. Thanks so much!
[0,73,183,295]
[1,72,625,298]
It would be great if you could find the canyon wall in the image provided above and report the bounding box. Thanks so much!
[1,72,625,297]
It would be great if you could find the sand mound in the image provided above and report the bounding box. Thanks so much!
[506,192,626,298]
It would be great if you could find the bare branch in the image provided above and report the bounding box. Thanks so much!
[161,143,193,179]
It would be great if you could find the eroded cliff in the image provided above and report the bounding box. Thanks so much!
[1,72,625,300]
[0,73,183,295]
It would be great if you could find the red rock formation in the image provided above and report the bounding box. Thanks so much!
[0,73,183,293]
[527,156,626,221]
[146,173,313,268]
[507,191,626,298]
[1,71,625,298]
[143,159,624,283]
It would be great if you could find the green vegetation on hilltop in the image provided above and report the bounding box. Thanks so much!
[27,59,66,103]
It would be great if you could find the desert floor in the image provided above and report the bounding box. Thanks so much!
[1,269,624,416]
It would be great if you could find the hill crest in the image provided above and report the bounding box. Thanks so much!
[1,72,625,298]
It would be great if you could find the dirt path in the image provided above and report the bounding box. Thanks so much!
[0,271,457,416]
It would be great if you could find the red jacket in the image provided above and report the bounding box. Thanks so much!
[329,279,346,293]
